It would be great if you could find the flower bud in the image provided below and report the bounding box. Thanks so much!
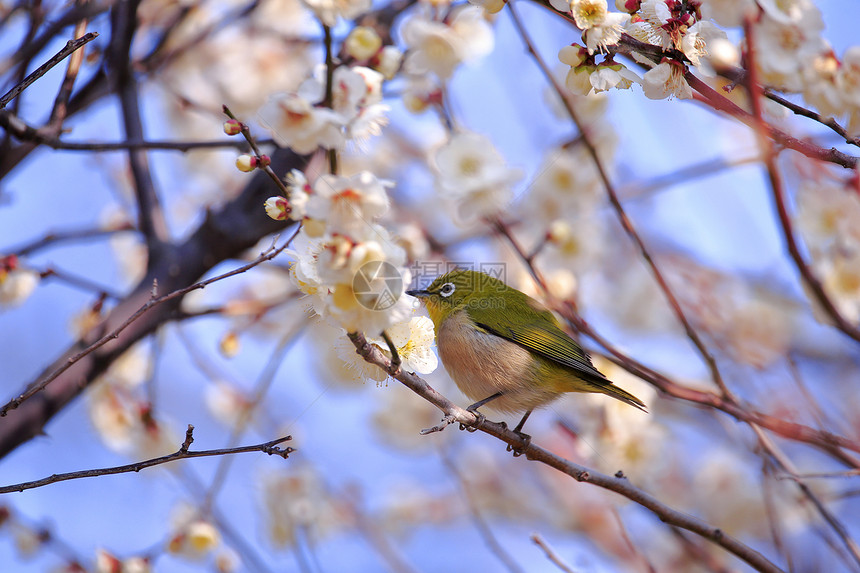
[373,45,403,80]
[344,26,383,61]
[223,119,242,136]
[219,331,240,358]
[558,44,587,67]
[235,154,257,172]
[616,0,640,12]
[264,196,291,221]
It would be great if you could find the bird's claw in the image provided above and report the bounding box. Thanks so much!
[461,409,486,432]
[506,431,531,457]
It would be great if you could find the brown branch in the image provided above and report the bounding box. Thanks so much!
[530,533,578,573]
[442,453,524,573]
[347,332,785,573]
[109,0,170,256]
[0,32,99,109]
[0,425,292,494]
[7,224,135,257]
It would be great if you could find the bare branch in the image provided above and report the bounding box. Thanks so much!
[443,453,524,573]
[530,533,578,573]
[0,425,292,494]
[109,1,170,254]
[0,32,98,109]
[347,331,785,573]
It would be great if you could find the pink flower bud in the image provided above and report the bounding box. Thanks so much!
[235,154,257,172]
[223,119,242,135]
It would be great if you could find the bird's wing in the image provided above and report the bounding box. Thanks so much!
[466,292,609,384]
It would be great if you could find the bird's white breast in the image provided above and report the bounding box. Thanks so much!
[437,310,560,413]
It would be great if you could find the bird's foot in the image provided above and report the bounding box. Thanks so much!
[420,415,456,435]
[460,408,486,432]
[506,431,531,457]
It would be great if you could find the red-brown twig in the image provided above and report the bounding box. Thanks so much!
[223,105,291,195]
[745,18,860,568]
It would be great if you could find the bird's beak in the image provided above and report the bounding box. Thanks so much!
[406,289,429,298]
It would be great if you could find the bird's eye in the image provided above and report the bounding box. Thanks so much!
[439,282,456,298]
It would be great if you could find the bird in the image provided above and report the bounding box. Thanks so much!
[406,269,647,435]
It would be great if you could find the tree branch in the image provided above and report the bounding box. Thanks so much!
[0,32,98,109]
[108,0,170,256]
[0,425,292,494]
[347,332,784,573]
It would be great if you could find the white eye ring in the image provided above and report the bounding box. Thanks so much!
[439,282,456,297]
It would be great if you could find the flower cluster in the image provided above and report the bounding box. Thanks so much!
[87,345,177,458]
[278,171,417,333]
[399,6,494,112]
[796,179,860,324]
[555,0,729,99]
[258,64,389,154]
[433,131,523,223]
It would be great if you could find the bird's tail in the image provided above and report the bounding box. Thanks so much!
[596,382,648,412]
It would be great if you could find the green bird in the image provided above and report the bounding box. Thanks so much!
[406,270,647,434]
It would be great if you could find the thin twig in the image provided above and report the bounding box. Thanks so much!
[530,533,577,573]
[0,232,299,417]
[763,89,860,148]
[442,452,524,573]
[222,105,291,195]
[0,425,292,494]
[0,32,98,109]
[752,424,860,569]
